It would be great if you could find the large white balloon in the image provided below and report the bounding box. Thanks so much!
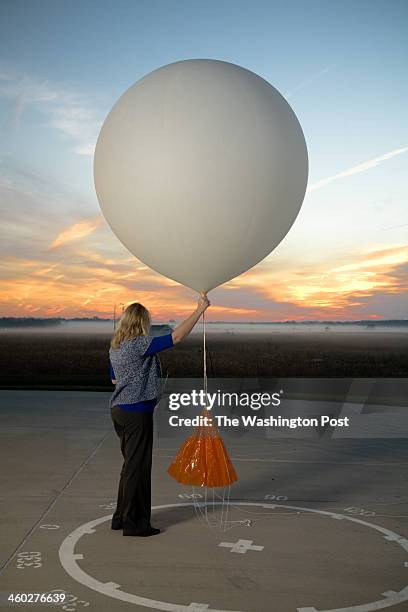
[94,59,308,293]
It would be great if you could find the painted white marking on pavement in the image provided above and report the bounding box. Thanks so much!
[329,514,345,520]
[59,502,408,612]
[383,535,408,548]
[218,539,264,554]
[264,494,288,501]
[186,604,210,610]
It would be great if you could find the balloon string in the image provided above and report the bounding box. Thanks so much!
[203,309,207,406]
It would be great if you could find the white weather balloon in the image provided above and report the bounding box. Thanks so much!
[94,59,308,293]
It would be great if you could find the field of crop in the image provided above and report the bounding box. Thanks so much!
[0,330,407,390]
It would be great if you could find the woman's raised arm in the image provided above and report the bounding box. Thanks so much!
[172,294,210,344]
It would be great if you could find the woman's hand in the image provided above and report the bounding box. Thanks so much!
[197,292,210,313]
[172,293,211,344]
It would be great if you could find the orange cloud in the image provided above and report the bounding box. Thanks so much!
[0,252,199,319]
[224,244,408,316]
[47,217,103,250]
[331,244,408,273]
[0,243,406,320]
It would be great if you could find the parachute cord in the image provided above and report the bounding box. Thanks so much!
[196,302,232,531]
[202,308,209,527]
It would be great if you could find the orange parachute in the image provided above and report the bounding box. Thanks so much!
[167,309,237,489]
[167,408,237,487]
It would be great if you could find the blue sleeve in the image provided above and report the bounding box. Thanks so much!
[143,333,174,356]
[109,360,116,380]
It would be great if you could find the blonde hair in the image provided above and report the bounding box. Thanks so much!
[110,302,151,349]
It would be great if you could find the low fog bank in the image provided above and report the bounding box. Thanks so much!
[1,318,408,336]
[0,320,173,335]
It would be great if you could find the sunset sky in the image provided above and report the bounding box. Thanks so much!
[0,0,407,322]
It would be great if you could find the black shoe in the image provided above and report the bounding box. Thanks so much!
[123,526,160,537]
[111,522,123,530]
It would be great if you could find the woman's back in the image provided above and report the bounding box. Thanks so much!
[109,335,163,408]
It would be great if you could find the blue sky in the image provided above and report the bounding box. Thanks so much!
[0,0,407,320]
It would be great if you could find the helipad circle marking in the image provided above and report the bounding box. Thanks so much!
[59,502,408,612]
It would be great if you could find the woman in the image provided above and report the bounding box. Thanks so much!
[109,293,210,536]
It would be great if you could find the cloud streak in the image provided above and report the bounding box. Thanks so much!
[47,217,104,250]
[0,65,101,156]
[284,64,337,99]
[307,146,408,192]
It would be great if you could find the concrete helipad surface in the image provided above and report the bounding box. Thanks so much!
[0,385,408,612]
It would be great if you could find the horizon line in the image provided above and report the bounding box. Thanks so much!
[1,316,407,324]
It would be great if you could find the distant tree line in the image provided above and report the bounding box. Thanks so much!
[0,316,112,327]
[0,317,64,327]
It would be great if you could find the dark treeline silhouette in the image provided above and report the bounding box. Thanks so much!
[0,316,112,327]
[0,317,64,327]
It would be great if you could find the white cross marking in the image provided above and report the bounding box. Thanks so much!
[218,539,264,554]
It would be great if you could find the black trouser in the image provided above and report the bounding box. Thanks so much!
[110,406,154,532]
